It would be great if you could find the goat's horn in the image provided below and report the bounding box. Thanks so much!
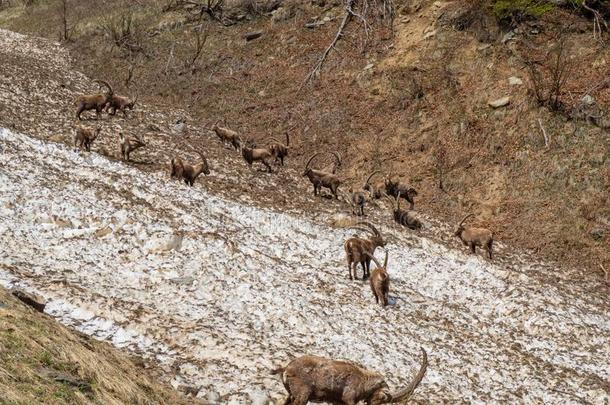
[458,214,474,227]
[384,348,428,403]
[365,252,383,269]
[354,221,380,237]
[285,131,290,147]
[93,79,113,96]
[304,152,321,170]
[365,170,381,186]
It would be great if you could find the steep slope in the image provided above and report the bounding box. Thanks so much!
[0,287,197,404]
[1,0,607,274]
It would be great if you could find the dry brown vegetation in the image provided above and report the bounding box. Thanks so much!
[0,287,195,404]
[0,0,608,274]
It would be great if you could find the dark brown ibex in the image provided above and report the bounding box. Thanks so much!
[272,348,428,405]
[385,178,418,210]
[75,80,113,120]
[105,92,138,117]
[303,152,342,199]
[241,140,273,173]
[344,221,386,280]
[367,250,390,306]
[268,132,290,166]
[386,193,422,230]
[170,151,210,186]
[119,132,145,161]
[454,214,494,260]
[211,121,241,150]
[74,125,101,152]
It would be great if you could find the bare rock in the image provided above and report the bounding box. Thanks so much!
[11,289,46,312]
[508,76,523,85]
[590,228,605,241]
[488,97,510,108]
[245,31,263,41]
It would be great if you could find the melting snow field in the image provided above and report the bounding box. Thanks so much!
[0,128,609,403]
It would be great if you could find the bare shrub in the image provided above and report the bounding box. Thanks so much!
[524,31,573,112]
[101,13,146,57]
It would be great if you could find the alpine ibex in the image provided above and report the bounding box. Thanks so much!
[341,189,367,216]
[211,121,241,150]
[241,141,273,173]
[268,132,290,166]
[367,250,390,306]
[105,92,138,117]
[303,152,342,199]
[74,125,101,152]
[344,221,385,280]
[119,132,146,161]
[170,151,210,186]
[454,214,494,260]
[386,193,422,230]
[75,80,113,120]
[385,178,418,210]
[272,348,428,405]
[363,170,385,200]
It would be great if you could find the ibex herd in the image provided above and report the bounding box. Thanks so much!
[68,79,505,403]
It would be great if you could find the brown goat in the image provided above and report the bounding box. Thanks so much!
[272,348,428,405]
[344,222,385,280]
[105,93,138,117]
[303,152,342,199]
[386,193,422,230]
[170,151,210,186]
[74,125,101,152]
[454,214,494,259]
[341,189,367,216]
[119,132,145,161]
[367,250,390,306]
[75,80,113,120]
[268,132,290,166]
[363,170,385,200]
[385,178,418,210]
[211,121,241,150]
[241,141,273,173]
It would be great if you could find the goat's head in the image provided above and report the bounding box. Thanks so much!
[454,214,474,237]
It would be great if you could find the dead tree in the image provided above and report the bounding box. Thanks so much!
[304,0,395,84]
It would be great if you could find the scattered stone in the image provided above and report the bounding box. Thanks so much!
[363,63,374,70]
[11,289,46,312]
[508,76,523,86]
[501,31,515,44]
[177,384,201,397]
[423,30,437,40]
[271,7,294,23]
[206,391,221,403]
[170,276,195,285]
[477,44,492,51]
[258,90,266,97]
[38,367,92,392]
[305,21,324,29]
[488,96,510,108]
[581,94,595,105]
[245,31,263,41]
[590,228,605,241]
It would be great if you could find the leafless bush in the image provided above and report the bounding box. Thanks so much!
[524,34,573,112]
[101,13,146,57]
[187,27,207,68]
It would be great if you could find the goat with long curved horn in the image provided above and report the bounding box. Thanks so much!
[303,151,342,199]
[344,221,385,280]
[454,213,494,259]
[267,131,290,166]
[75,79,114,120]
[366,249,390,306]
[272,347,428,404]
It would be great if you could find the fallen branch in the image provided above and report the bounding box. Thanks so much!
[538,118,549,148]
[582,0,609,42]
[303,0,355,84]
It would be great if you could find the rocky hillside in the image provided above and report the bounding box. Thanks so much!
[0,0,607,275]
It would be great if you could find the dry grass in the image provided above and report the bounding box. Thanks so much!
[0,287,195,404]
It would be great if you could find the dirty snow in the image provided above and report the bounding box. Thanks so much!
[0,127,609,403]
